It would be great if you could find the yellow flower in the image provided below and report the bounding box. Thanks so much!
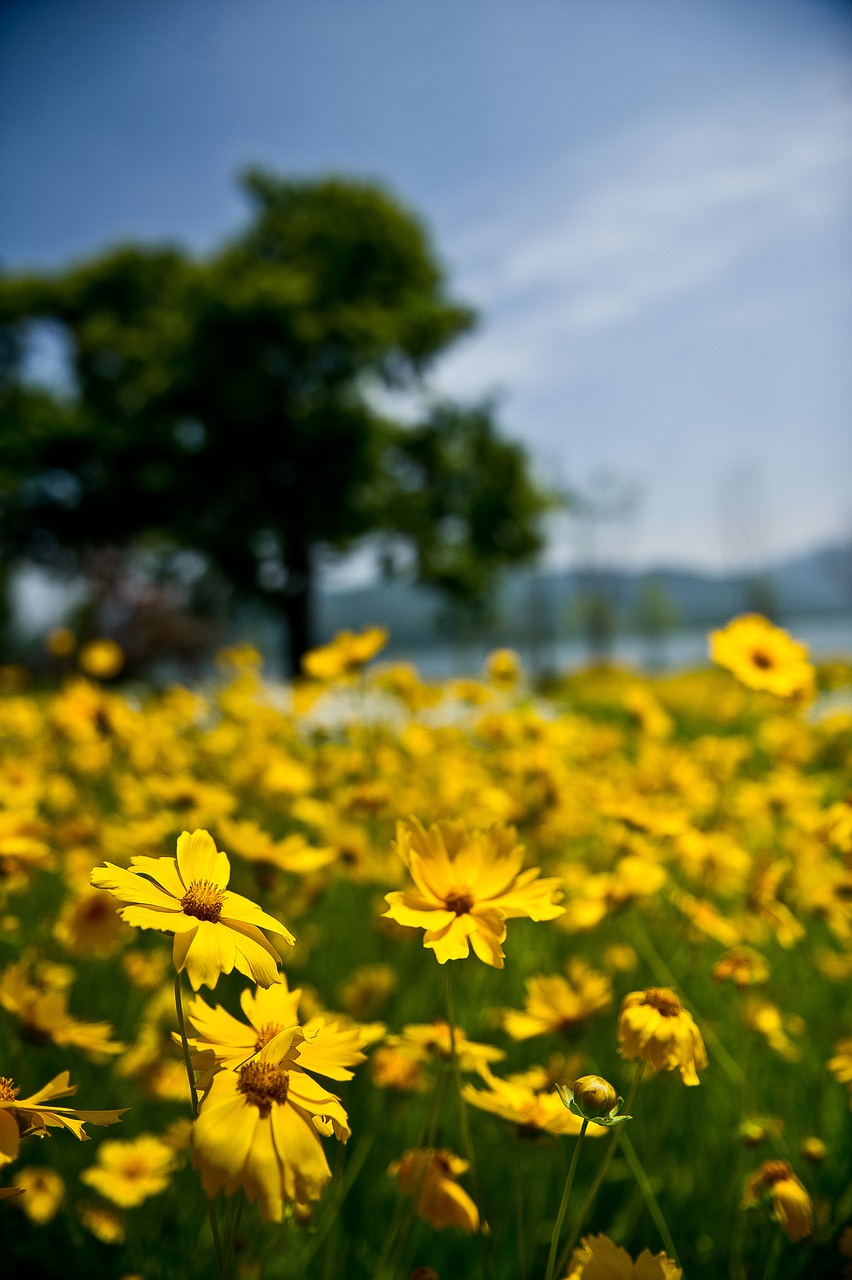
[81,1134,177,1207]
[338,963,398,1018]
[301,627,388,681]
[828,1037,852,1103]
[617,988,707,1086]
[502,962,612,1040]
[184,979,366,1080]
[90,829,295,990]
[54,887,128,957]
[0,1072,125,1166]
[13,1167,65,1223]
[485,648,522,687]
[709,615,814,699]
[78,638,125,680]
[388,1022,504,1072]
[191,1028,350,1220]
[383,818,563,967]
[462,1066,605,1139]
[741,1159,813,1242]
[78,1199,125,1244]
[388,1149,479,1233]
[744,998,803,1062]
[45,627,76,657]
[564,1232,682,1278]
[712,947,770,989]
[0,958,125,1061]
[370,1046,429,1093]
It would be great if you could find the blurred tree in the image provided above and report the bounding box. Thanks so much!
[0,173,548,672]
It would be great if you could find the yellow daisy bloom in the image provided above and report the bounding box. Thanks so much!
[0,958,124,1061]
[388,1148,479,1233]
[617,988,707,1086]
[81,1133,177,1207]
[828,1037,852,1103]
[0,1072,125,1166]
[13,1167,65,1224]
[741,1159,813,1242]
[301,626,388,681]
[502,962,612,1040]
[564,1232,682,1278]
[184,978,366,1079]
[191,1028,350,1220]
[709,615,814,699]
[90,828,295,990]
[383,817,564,967]
[388,1022,504,1072]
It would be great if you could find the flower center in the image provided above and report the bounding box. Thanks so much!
[751,648,774,671]
[180,880,226,922]
[0,1076,19,1101]
[254,1023,284,1052]
[444,890,474,916]
[643,987,683,1017]
[761,1160,794,1185]
[237,1061,290,1116]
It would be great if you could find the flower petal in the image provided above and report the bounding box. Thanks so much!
[176,830,230,890]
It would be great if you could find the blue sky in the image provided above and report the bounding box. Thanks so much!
[1,0,850,575]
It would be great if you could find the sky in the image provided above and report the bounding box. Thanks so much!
[1,0,851,577]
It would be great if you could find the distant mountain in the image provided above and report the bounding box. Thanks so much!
[315,541,852,647]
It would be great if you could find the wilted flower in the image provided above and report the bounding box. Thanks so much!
[617,988,707,1086]
[741,1159,813,1242]
[0,1072,124,1166]
[388,1149,479,1233]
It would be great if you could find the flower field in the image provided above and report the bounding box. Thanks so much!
[1,619,851,1279]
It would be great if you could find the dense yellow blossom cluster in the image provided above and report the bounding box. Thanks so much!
[0,619,849,1278]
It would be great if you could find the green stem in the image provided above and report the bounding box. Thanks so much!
[544,1120,588,1280]
[515,1140,529,1280]
[620,1130,681,1266]
[444,961,492,1280]
[174,968,223,1274]
[221,1195,244,1278]
[174,967,200,1115]
[373,1070,448,1280]
[555,1063,644,1276]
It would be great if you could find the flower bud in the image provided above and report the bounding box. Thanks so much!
[571,1075,618,1119]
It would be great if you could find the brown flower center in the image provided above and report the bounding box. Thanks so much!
[643,987,683,1017]
[0,1076,19,1101]
[237,1061,290,1116]
[254,1023,284,1052]
[760,1159,794,1185]
[180,880,226,922]
[444,890,474,916]
[751,648,774,671]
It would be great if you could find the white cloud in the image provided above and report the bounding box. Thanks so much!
[434,75,852,397]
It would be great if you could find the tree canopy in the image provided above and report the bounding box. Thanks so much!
[0,171,549,672]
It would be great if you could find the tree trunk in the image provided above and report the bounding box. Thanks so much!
[282,542,314,678]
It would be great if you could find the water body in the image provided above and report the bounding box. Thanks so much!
[383,613,852,680]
